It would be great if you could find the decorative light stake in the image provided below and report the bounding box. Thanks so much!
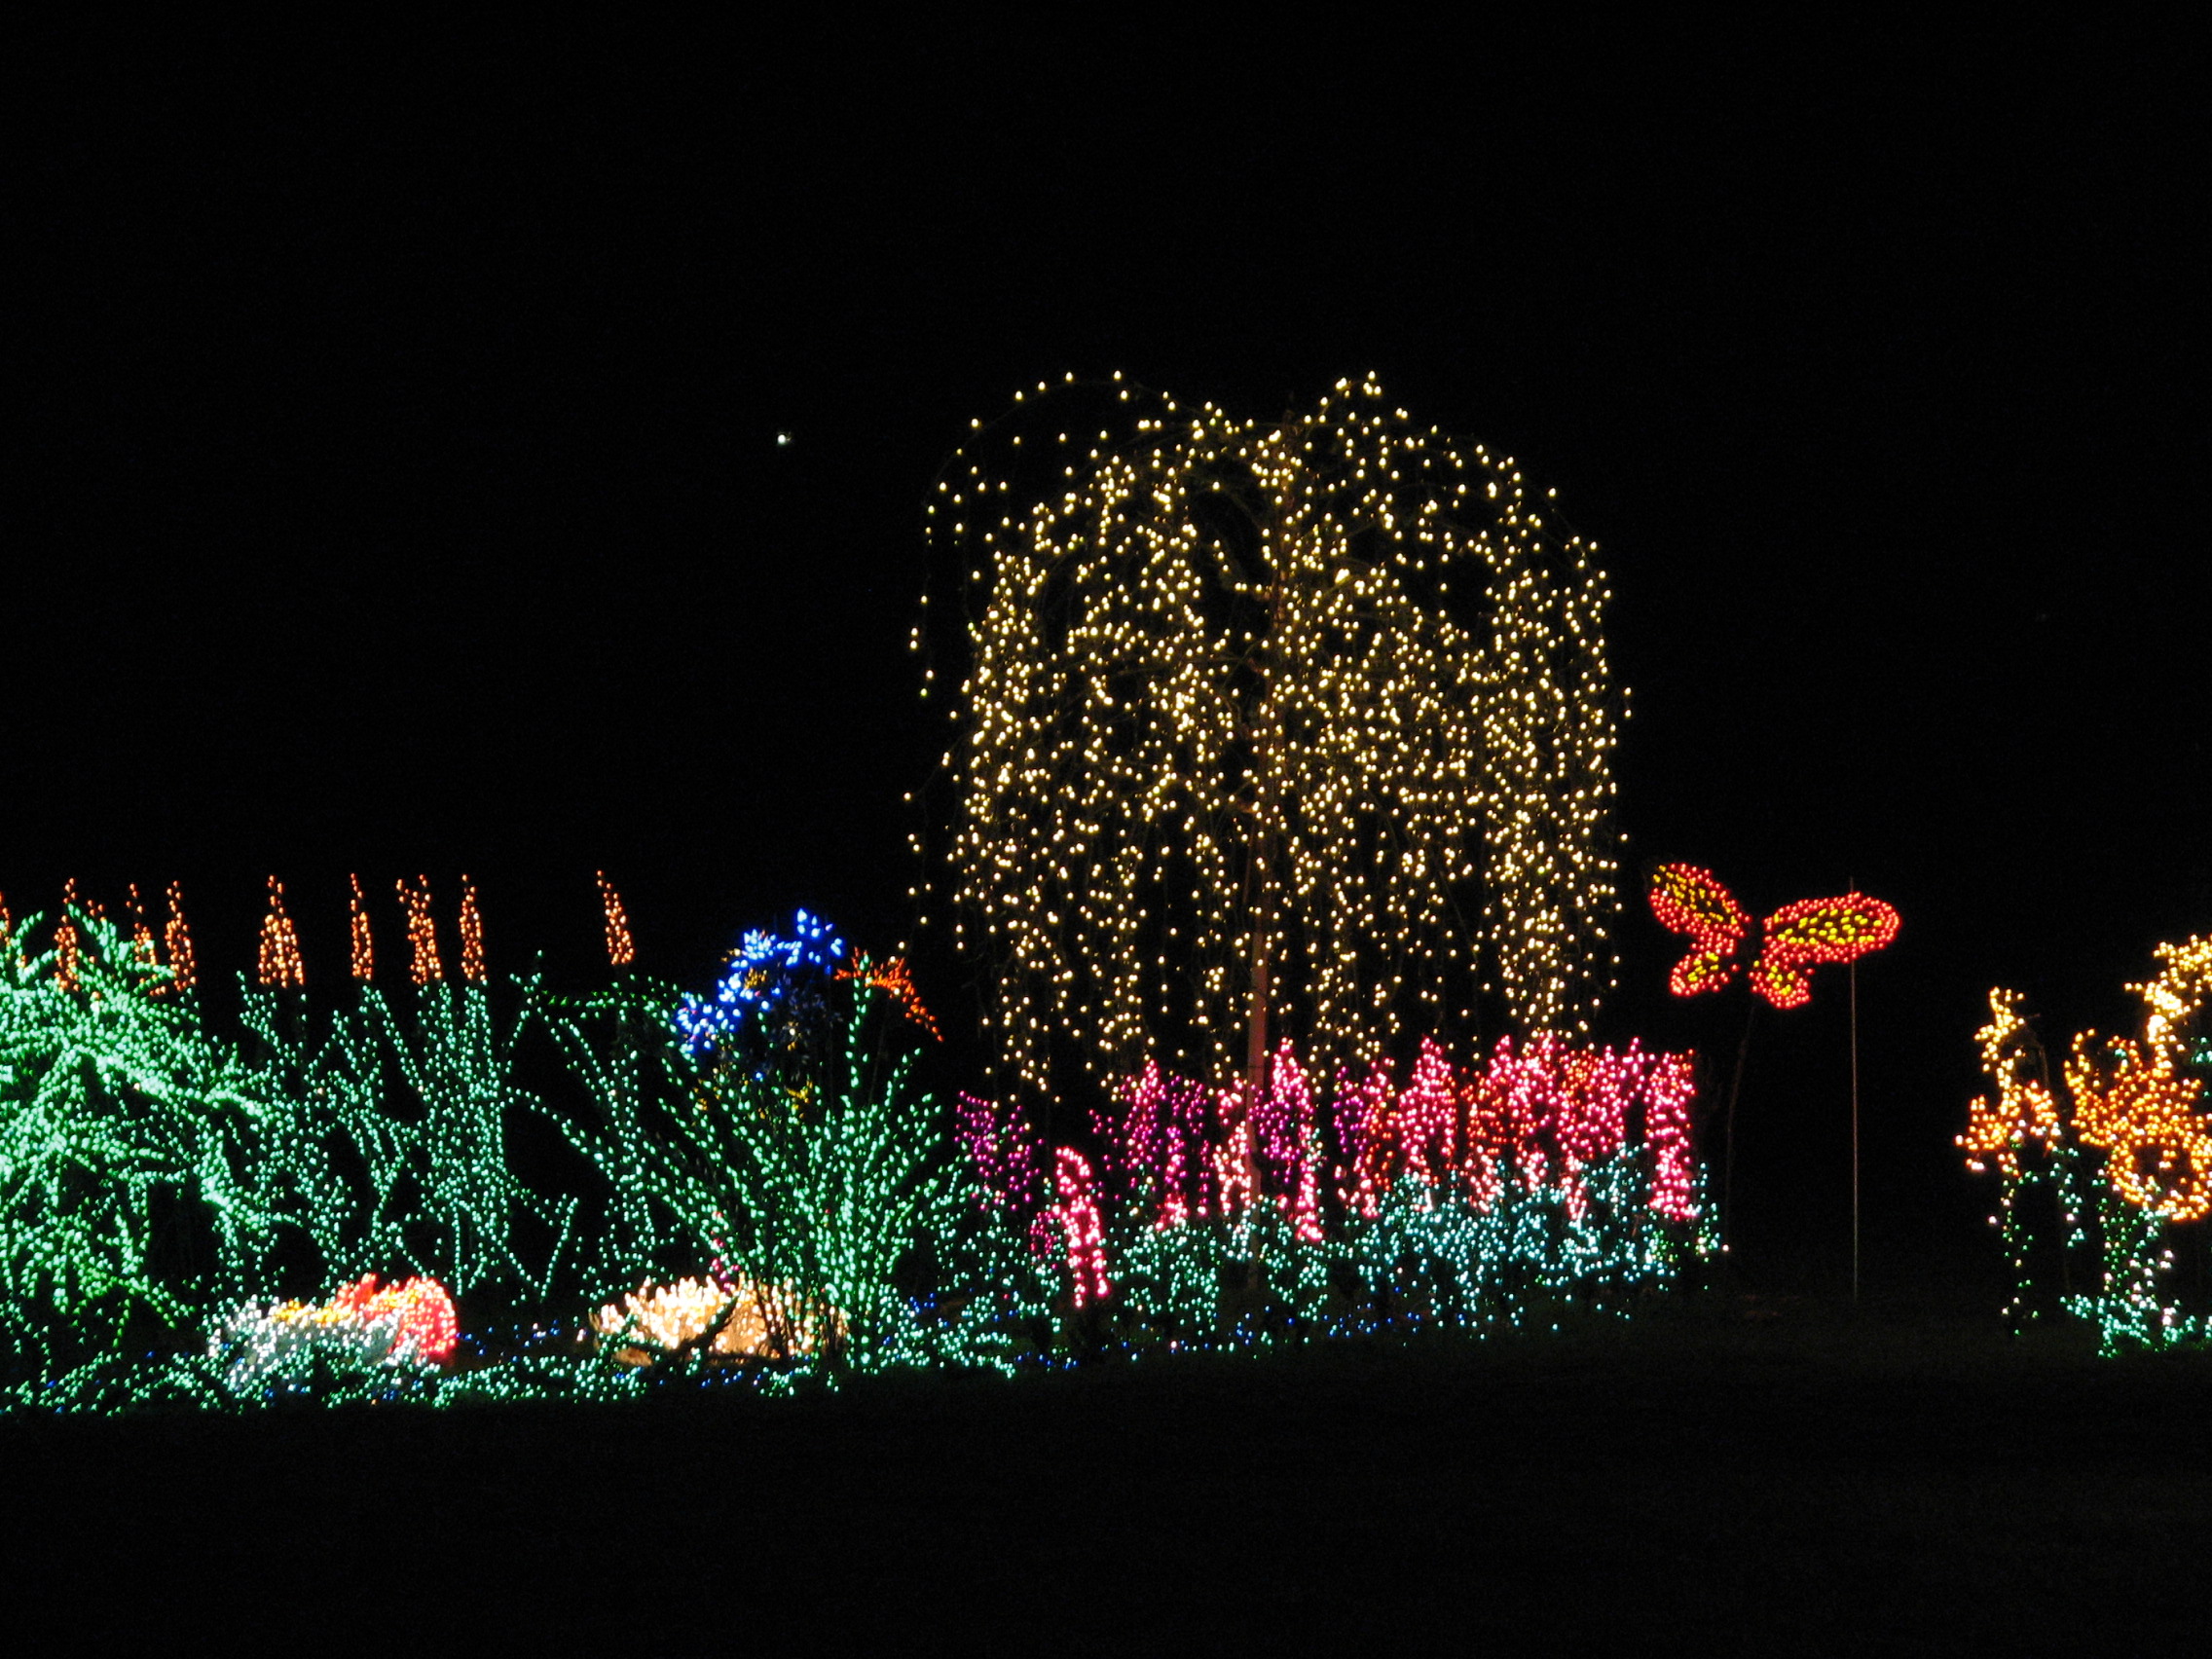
[1647,864,1899,1293]
[1647,865,1898,1009]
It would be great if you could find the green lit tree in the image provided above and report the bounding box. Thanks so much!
[0,907,277,1387]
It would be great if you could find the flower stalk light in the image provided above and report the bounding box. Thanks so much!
[925,374,1622,1116]
[596,870,635,968]
[256,876,305,989]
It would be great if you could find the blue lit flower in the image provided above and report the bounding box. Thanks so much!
[673,910,848,1070]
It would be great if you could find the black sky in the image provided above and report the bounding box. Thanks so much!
[14,22,2206,1286]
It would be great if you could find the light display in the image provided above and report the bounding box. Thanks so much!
[1051,1148,1111,1308]
[1960,990,2063,1180]
[591,1276,844,1366]
[673,909,846,1063]
[1,908,277,1389]
[55,878,83,992]
[459,875,486,983]
[164,880,197,993]
[256,876,305,989]
[2,881,1714,1415]
[397,875,442,984]
[212,1274,460,1388]
[926,375,1622,1122]
[125,884,159,975]
[1647,865,1899,1009]
[653,915,981,1372]
[1964,938,2212,1352]
[2065,936,2212,1222]
[597,870,635,968]
[349,873,375,981]
[965,1034,1706,1346]
[835,948,942,1041]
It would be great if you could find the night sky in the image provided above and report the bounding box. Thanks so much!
[16,25,2204,1291]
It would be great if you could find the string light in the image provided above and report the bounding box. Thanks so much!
[125,885,159,975]
[459,875,486,983]
[1960,989,2062,1179]
[597,870,634,968]
[2064,940,2212,1223]
[3,883,1718,1412]
[163,881,196,994]
[927,376,1623,1122]
[1051,1149,1111,1308]
[397,875,442,984]
[966,1034,1706,1332]
[1647,865,1899,1009]
[592,1276,844,1366]
[349,874,375,982]
[213,1274,460,1387]
[673,910,846,1061]
[834,948,942,1041]
[2,909,277,1387]
[256,876,305,989]
[55,879,83,993]
[1965,939,2212,1351]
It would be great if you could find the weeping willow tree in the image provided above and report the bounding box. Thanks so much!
[919,374,1622,1115]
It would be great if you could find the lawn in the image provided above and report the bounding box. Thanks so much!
[11,1265,2206,1651]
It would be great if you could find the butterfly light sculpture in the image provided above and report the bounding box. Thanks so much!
[1647,865,1899,1010]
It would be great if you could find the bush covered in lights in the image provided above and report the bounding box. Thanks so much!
[1963,937,2212,1354]
[0,885,1047,1409]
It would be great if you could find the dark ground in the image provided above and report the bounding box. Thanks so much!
[11,1253,2208,1653]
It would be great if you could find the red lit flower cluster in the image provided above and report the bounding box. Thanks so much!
[960,1037,1702,1302]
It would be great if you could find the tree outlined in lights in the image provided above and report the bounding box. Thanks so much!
[923,374,1623,1120]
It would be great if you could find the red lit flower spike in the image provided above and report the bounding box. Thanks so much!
[1647,864,1898,1010]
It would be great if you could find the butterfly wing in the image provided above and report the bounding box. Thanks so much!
[1751,894,1900,1009]
[1647,865,1752,997]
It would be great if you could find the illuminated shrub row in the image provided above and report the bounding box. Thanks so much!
[960,1035,1711,1350]
[0,889,1710,1412]
[1964,937,2212,1352]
